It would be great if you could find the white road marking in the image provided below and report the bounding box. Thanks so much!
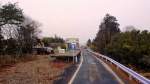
[68,52,83,84]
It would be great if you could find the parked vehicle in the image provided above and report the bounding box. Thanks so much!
[33,47,54,55]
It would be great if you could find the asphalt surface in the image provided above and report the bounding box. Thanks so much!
[73,50,120,84]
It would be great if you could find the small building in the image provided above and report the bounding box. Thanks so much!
[50,38,81,63]
[66,38,79,50]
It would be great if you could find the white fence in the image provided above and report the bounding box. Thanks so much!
[88,49,150,84]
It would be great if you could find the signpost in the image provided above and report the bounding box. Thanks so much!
[71,43,78,63]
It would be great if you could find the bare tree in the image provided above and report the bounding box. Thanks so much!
[0,3,24,55]
[17,16,41,55]
[0,3,41,56]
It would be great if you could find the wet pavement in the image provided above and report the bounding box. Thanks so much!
[73,50,120,84]
[53,63,78,84]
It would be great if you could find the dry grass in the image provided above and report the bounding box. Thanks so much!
[0,54,37,67]
[0,55,72,84]
[141,73,150,79]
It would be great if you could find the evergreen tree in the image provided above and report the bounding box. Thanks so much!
[86,39,92,47]
[93,14,120,53]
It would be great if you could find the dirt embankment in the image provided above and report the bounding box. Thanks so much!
[0,55,72,84]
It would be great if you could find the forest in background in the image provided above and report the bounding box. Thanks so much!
[87,14,150,72]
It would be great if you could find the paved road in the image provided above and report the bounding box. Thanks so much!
[73,50,120,84]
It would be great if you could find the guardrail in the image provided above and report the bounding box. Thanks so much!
[88,49,150,84]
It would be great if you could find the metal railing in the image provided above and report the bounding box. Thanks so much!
[88,49,150,84]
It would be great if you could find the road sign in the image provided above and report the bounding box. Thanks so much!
[71,43,76,50]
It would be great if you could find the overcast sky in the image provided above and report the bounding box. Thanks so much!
[1,0,150,44]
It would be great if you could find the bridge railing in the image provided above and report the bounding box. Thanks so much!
[88,49,150,84]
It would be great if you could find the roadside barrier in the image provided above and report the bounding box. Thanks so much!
[88,49,150,84]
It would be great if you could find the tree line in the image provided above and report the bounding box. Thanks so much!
[0,2,41,66]
[42,35,66,49]
[87,14,150,71]
[42,35,65,47]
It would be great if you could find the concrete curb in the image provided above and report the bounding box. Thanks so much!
[68,52,83,84]
[93,55,125,84]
